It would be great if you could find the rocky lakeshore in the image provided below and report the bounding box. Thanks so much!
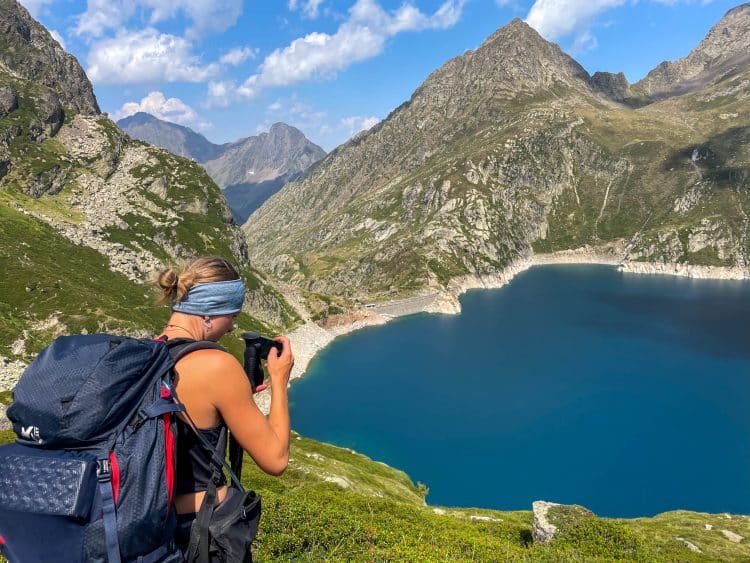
[1,247,745,422]
[619,261,749,280]
[254,248,750,414]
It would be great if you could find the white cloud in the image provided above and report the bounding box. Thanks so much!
[524,0,712,54]
[569,30,598,55]
[219,47,258,66]
[218,0,464,105]
[74,0,135,38]
[341,115,380,136]
[204,80,238,108]
[288,0,325,19]
[18,0,53,17]
[112,91,211,130]
[526,0,625,41]
[75,0,243,39]
[257,96,327,134]
[86,28,220,84]
[50,29,67,50]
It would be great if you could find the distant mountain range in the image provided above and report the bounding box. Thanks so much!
[117,113,326,223]
[245,4,750,301]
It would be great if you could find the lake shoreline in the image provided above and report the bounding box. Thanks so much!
[253,251,749,413]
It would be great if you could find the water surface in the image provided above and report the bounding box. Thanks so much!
[289,265,750,517]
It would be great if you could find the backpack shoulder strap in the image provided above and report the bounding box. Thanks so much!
[160,337,244,491]
[165,338,226,363]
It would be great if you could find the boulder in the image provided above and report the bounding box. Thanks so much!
[721,529,744,543]
[0,86,18,118]
[532,500,595,545]
[35,91,64,137]
[24,164,69,197]
[532,501,560,545]
[0,403,10,431]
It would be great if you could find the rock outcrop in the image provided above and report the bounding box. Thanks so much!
[633,3,750,100]
[0,0,99,115]
[532,501,595,545]
[118,114,326,223]
[590,71,633,102]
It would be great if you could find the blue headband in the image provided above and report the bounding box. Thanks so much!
[172,279,245,316]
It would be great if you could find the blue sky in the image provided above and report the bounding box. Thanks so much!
[22,0,741,151]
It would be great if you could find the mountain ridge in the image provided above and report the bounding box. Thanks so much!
[243,7,749,304]
[633,2,750,99]
[0,0,99,115]
[0,0,301,362]
[117,112,326,222]
[117,112,326,188]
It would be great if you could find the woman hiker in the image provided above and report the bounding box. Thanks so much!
[156,256,293,560]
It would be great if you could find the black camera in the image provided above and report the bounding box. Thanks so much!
[241,332,283,390]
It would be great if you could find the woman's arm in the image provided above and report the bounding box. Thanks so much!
[202,338,293,476]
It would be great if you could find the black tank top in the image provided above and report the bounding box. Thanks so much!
[175,419,228,494]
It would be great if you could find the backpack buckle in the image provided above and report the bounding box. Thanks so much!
[97,459,111,482]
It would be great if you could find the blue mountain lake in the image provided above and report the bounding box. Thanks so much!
[289,264,750,517]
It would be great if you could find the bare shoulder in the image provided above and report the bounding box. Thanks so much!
[175,348,247,389]
[178,348,243,371]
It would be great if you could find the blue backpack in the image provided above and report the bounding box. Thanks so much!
[0,334,218,563]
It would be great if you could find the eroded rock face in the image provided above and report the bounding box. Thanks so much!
[0,0,99,115]
[590,71,633,102]
[0,86,18,118]
[24,164,69,197]
[532,501,560,545]
[35,91,63,138]
[634,4,750,99]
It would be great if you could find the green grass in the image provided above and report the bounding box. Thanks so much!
[0,428,748,561]
[0,205,280,361]
[238,434,750,561]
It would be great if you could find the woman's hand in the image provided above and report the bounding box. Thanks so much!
[266,336,293,389]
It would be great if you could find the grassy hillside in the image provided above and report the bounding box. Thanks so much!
[1,429,747,561]
[0,67,301,362]
[245,435,750,561]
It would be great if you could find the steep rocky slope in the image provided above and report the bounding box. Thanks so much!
[634,3,750,100]
[244,14,749,303]
[0,0,300,364]
[0,0,98,115]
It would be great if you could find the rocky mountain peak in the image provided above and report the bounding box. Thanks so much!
[118,112,156,127]
[203,125,325,189]
[0,0,99,115]
[408,17,592,117]
[634,2,750,99]
[590,71,633,102]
